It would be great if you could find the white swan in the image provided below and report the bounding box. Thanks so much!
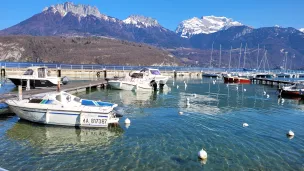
[198,148,207,159]
[125,118,131,124]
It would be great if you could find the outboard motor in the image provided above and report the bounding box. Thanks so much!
[150,80,158,91]
[61,76,69,85]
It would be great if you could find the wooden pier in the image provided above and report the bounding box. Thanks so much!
[0,80,107,103]
[251,78,295,87]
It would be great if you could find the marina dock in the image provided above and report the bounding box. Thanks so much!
[0,80,107,103]
[251,78,296,87]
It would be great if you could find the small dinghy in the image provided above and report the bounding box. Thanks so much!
[6,91,122,127]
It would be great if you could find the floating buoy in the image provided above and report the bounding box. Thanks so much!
[267,94,270,98]
[198,148,208,160]
[243,123,249,127]
[236,86,239,90]
[125,118,131,124]
[281,98,285,103]
[177,85,179,89]
[179,111,183,115]
[243,88,246,92]
[287,130,294,137]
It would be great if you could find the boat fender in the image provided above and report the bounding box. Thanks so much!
[96,72,100,77]
[61,76,69,85]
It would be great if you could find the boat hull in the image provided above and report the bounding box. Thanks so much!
[8,78,58,88]
[8,105,118,128]
[108,80,136,90]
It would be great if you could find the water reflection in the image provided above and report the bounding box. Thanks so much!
[6,120,123,154]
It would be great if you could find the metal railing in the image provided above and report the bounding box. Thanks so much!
[1,62,304,74]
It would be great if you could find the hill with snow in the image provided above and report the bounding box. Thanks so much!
[176,16,243,38]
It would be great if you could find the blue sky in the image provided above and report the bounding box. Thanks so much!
[0,0,303,31]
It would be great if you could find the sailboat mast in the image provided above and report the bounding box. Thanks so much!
[238,43,242,70]
[243,43,247,68]
[219,44,222,68]
[229,46,232,71]
[210,42,214,68]
[285,52,288,72]
[256,44,260,69]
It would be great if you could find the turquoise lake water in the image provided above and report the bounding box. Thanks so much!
[0,77,304,170]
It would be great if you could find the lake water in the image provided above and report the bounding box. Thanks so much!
[0,77,303,170]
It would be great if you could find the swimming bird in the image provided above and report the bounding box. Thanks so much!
[243,123,249,127]
[179,111,184,115]
[186,98,190,106]
[125,118,131,124]
[198,148,208,160]
[263,91,266,95]
[281,98,285,103]
[287,130,294,137]
[267,94,270,98]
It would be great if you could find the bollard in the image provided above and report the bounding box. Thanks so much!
[18,85,22,101]
[103,69,107,78]
[26,79,30,91]
[0,66,5,77]
[57,67,61,77]
[57,80,61,92]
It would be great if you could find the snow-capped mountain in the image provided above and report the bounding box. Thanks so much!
[176,16,243,38]
[123,15,160,28]
[299,28,304,33]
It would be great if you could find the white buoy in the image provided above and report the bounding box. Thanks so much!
[125,118,131,124]
[198,148,208,160]
[243,88,246,92]
[267,94,270,98]
[177,85,179,89]
[263,91,266,95]
[287,130,294,136]
[281,98,285,103]
[236,86,238,90]
[179,111,184,115]
[243,123,249,127]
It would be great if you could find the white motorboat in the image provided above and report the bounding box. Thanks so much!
[6,66,64,88]
[5,91,122,127]
[107,68,169,91]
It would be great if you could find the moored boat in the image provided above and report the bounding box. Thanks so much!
[280,83,304,97]
[6,66,65,88]
[107,68,169,91]
[5,91,122,127]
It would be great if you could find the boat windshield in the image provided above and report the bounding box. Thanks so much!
[150,70,161,75]
[23,69,34,75]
